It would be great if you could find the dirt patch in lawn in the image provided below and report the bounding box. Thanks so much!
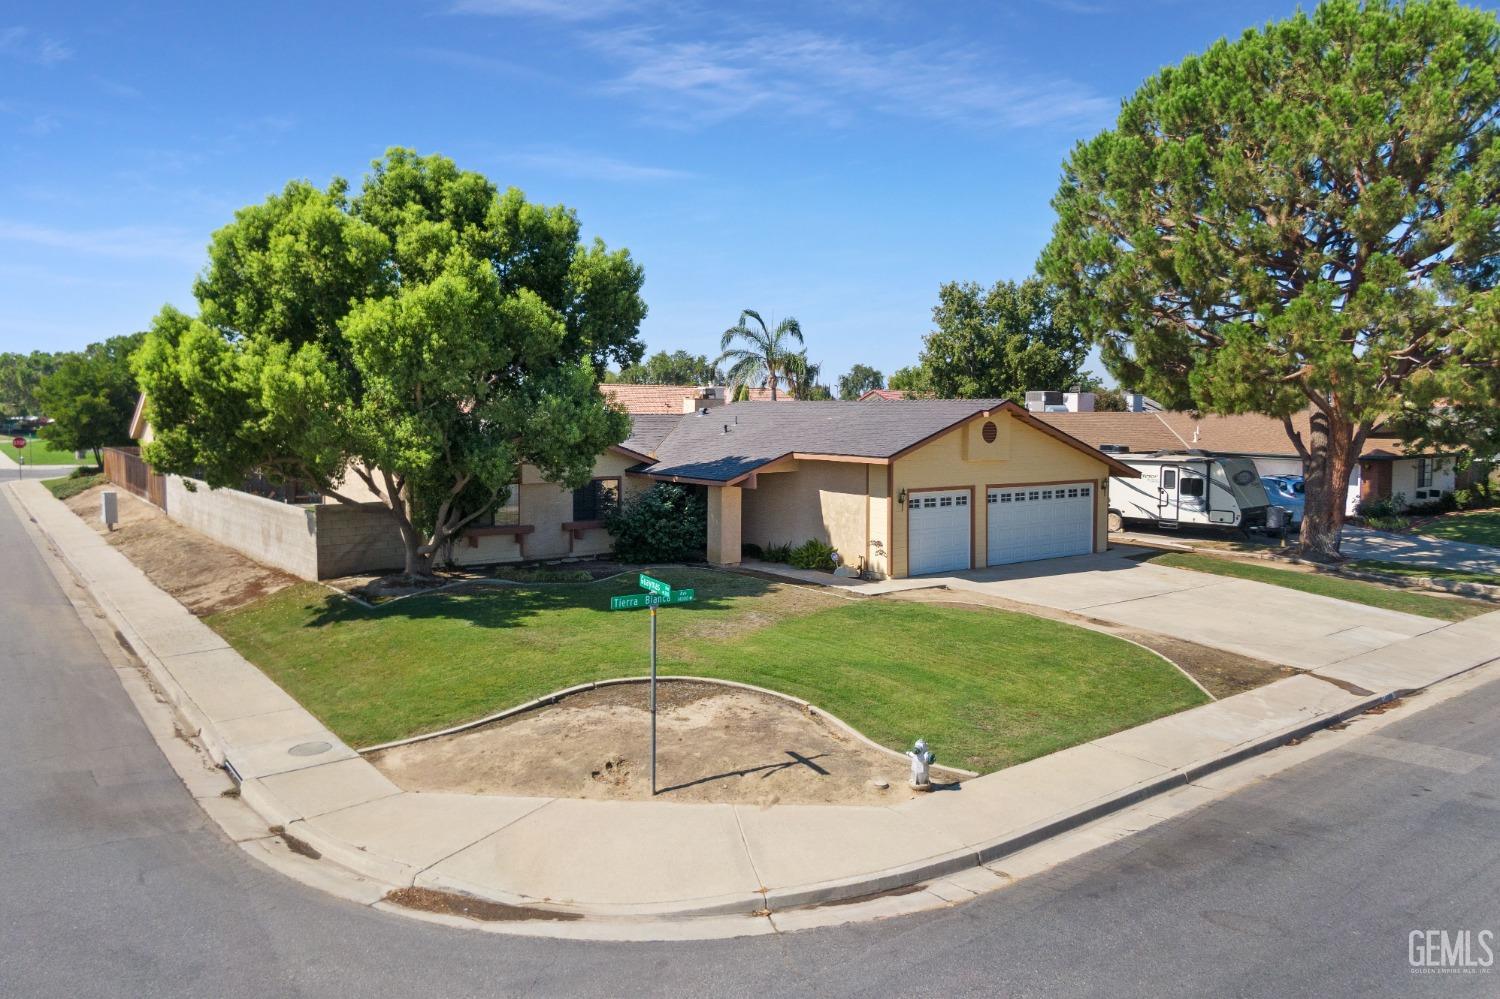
[368,680,948,806]
[885,587,1295,700]
[61,485,297,616]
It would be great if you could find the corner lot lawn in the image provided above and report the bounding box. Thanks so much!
[1148,552,1492,622]
[0,437,83,465]
[1419,510,1500,548]
[209,570,1208,773]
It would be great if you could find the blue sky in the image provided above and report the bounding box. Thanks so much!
[3,0,1337,385]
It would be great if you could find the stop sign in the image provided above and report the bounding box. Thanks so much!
[11,437,24,449]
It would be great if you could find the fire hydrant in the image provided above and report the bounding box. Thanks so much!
[906,738,935,790]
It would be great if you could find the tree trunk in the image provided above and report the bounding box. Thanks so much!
[767,372,778,401]
[1297,410,1358,563]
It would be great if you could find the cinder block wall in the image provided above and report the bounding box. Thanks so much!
[313,503,407,578]
[164,476,320,579]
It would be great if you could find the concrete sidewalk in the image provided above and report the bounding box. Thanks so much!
[12,478,1500,920]
[1342,525,1500,576]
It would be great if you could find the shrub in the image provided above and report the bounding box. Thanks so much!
[43,471,106,500]
[762,542,793,563]
[1364,514,1411,533]
[1454,488,1473,510]
[1357,493,1406,519]
[741,542,764,560]
[788,538,836,571]
[604,484,707,563]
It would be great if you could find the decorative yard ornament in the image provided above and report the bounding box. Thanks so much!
[906,739,935,789]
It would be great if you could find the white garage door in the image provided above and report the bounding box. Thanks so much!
[907,489,972,575]
[987,482,1094,566]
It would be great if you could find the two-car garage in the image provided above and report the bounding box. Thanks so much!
[905,481,1096,576]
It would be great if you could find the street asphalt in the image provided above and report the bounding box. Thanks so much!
[2,493,1497,998]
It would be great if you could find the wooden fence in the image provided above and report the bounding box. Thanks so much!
[102,446,167,511]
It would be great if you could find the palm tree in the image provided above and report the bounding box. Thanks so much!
[716,309,803,401]
[783,351,831,400]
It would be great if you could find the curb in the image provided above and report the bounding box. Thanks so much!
[10,479,1482,925]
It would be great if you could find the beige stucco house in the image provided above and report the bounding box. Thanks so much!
[634,399,1136,578]
[120,389,1135,581]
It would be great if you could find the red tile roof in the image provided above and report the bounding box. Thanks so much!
[858,388,908,401]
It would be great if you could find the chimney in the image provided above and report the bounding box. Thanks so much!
[1124,392,1146,412]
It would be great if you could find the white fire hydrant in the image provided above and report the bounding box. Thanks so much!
[906,738,934,790]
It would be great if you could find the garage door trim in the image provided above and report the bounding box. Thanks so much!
[984,477,1100,563]
[905,484,975,575]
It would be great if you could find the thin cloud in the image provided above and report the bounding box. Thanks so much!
[0,26,72,66]
[0,220,203,266]
[499,147,693,182]
[589,26,1111,129]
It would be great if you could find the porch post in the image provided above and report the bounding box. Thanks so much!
[706,485,742,567]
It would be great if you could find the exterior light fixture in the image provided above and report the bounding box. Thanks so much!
[898,488,907,507]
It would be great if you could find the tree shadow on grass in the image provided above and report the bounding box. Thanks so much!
[300,570,777,631]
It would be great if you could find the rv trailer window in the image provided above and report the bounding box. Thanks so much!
[1180,477,1204,497]
[1161,469,1177,490]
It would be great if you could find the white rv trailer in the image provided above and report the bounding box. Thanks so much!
[1105,452,1281,534]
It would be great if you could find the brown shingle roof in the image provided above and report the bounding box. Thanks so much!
[1035,410,1434,460]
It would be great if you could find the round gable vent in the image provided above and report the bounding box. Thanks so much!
[981,421,998,444]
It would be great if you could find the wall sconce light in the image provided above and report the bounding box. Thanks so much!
[897,488,907,507]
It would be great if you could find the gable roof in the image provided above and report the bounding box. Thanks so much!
[858,388,908,401]
[1035,410,1436,460]
[641,399,1136,484]
[621,414,683,456]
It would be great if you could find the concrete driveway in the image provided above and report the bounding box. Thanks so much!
[875,548,1448,670]
[1340,525,1500,576]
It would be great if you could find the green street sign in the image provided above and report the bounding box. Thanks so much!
[637,573,673,597]
[609,593,655,611]
[661,588,695,604]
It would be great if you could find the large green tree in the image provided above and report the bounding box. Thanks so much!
[716,309,803,400]
[135,149,645,578]
[1041,0,1499,559]
[614,349,721,385]
[916,278,1088,401]
[36,334,144,465]
[0,350,61,417]
[838,363,885,399]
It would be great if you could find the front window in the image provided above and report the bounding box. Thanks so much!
[469,483,520,527]
[572,477,620,521]
[1417,458,1433,489]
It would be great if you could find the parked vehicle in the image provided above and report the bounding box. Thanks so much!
[1261,475,1305,527]
[1107,453,1283,535]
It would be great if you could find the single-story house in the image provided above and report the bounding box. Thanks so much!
[1033,409,1456,514]
[121,388,1135,581]
[633,399,1136,577]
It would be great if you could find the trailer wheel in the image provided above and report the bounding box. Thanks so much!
[1107,510,1124,533]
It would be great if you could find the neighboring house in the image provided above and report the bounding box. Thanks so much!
[634,400,1135,578]
[858,388,908,401]
[120,391,1135,581]
[603,382,787,414]
[1034,409,1456,514]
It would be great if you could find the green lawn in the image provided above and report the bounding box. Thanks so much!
[42,470,106,500]
[1419,510,1500,548]
[0,436,83,465]
[1148,552,1492,622]
[1351,560,1500,588]
[208,569,1208,773]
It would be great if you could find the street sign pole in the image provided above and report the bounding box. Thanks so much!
[607,577,694,797]
[649,598,658,795]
